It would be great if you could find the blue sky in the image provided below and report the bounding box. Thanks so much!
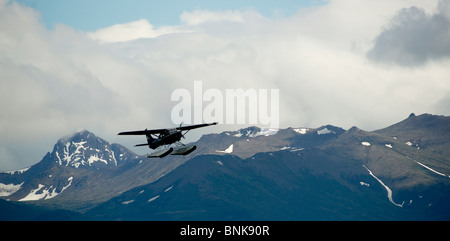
[16,0,327,30]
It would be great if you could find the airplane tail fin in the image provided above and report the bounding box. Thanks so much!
[146,133,157,149]
[133,133,155,147]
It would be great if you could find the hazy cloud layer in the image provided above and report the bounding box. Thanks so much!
[1,0,449,170]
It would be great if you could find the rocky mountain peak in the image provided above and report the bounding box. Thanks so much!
[52,130,120,168]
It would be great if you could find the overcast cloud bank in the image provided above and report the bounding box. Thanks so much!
[1,0,449,170]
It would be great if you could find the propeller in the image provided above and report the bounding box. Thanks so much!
[179,122,186,139]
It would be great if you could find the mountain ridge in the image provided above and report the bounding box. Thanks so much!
[1,113,450,220]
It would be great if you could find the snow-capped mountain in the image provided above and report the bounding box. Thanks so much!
[1,113,450,220]
[0,130,187,210]
[53,130,122,168]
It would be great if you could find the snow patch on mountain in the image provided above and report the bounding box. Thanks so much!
[148,195,160,203]
[216,144,234,153]
[415,161,450,178]
[19,176,73,201]
[293,128,308,134]
[0,182,23,197]
[122,200,134,205]
[255,128,278,137]
[88,154,109,166]
[361,142,371,146]
[231,127,278,138]
[58,141,86,166]
[1,167,30,175]
[363,165,404,207]
[317,127,334,135]
[360,182,370,187]
[279,146,305,152]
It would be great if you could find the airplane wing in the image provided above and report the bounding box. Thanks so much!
[118,122,217,135]
[177,122,218,131]
[117,128,167,135]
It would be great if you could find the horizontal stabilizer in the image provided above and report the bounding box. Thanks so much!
[147,147,173,158]
[134,143,149,147]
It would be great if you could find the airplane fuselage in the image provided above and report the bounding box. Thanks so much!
[150,129,183,149]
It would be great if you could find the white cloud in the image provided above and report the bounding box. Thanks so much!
[87,19,187,43]
[1,0,449,170]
